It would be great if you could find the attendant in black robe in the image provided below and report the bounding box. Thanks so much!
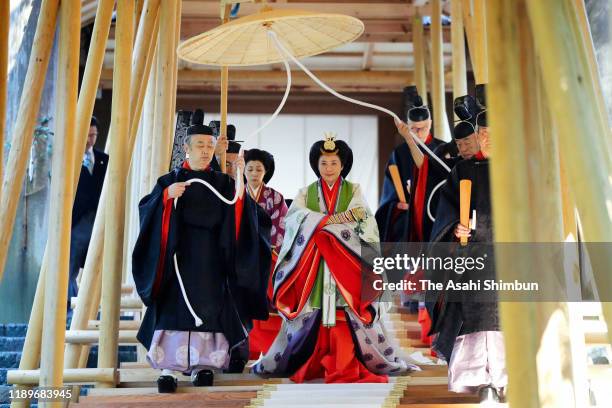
[427,104,507,402]
[376,86,444,244]
[132,122,271,393]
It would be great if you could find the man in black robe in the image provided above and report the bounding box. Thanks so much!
[132,122,271,393]
[427,98,507,402]
[376,86,444,244]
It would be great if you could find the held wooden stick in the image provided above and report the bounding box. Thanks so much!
[459,179,471,246]
[388,165,407,204]
[0,0,59,283]
[219,4,232,174]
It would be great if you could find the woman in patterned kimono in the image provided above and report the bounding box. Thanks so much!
[244,149,289,359]
[253,135,414,383]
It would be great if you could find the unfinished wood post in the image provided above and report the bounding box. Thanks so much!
[451,0,467,103]
[39,1,80,405]
[0,0,59,282]
[150,0,178,178]
[462,0,488,85]
[412,12,428,106]
[98,0,134,387]
[66,0,159,373]
[0,1,8,198]
[572,0,609,135]
[430,0,450,142]
[525,0,612,344]
[487,0,539,406]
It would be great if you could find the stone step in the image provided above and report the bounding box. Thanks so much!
[0,353,21,369]
[0,338,25,353]
[0,325,28,338]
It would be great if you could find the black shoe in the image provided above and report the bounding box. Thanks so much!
[226,358,247,374]
[191,369,214,387]
[157,375,178,393]
[478,385,500,403]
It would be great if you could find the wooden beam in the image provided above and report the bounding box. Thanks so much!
[39,0,80,397]
[430,0,450,141]
[0,0,59,283]
[100,69,457,93]
[98,0,134,387]
[109,17,451,43]
[8,369,117,386]
[66,330,139,344]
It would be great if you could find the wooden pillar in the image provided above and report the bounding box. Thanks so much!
[489,0,585,406]
[142,53,157,193]
[0,1,8,198]
[487,1,539,405]
[430,0,450,142]
[462,0,488,85]
[97,0,134,386]
[412,12,427,105]
[65,0,160,377]
[39,1,80,405]
[571,0,610,148]
[0,0,59,282]
[524,0,612,344]
[150,0,179,178]
[451,0,467,103]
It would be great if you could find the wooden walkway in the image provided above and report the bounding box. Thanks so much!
[69,303,506,408]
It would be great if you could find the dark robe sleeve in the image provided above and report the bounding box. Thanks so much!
[425,167,463,358]
[221,185,272,324]
[132,173,179,306]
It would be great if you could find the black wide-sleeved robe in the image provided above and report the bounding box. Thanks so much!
[132,165,271,353]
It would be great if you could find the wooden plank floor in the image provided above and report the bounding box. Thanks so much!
[71,302,496,407]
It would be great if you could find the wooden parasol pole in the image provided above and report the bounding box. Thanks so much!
[97,0,134,387]
[430,0,450,142]
[0,0,8,198]
[219,4,232,173]
[412,11,427,105]
[451,0,467,104]
[0,0,59,283]
[38,0,80,404]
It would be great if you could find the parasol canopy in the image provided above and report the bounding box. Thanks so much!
[177,8,365,67]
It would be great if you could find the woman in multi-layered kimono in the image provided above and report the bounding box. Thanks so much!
[244,149,289,359]
[253,135,413,383]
